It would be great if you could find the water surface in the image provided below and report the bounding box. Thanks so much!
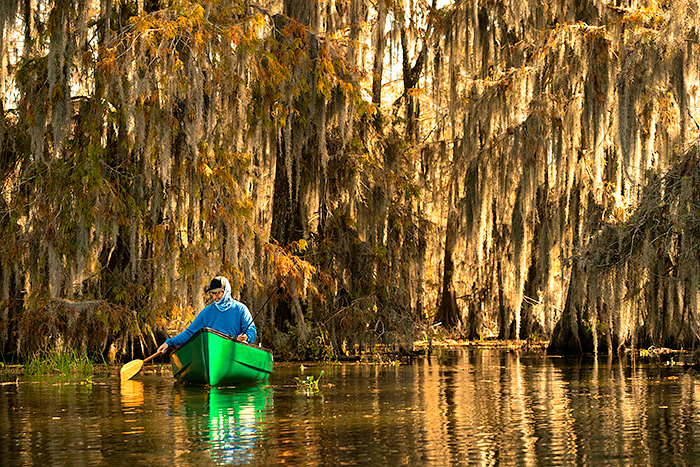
[2,348,699,466]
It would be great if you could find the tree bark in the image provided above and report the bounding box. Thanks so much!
[371,0,387,129]
[435,197,460,329]
[400,27,426,141]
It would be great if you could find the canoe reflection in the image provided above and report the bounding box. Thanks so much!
[172,385,273,465]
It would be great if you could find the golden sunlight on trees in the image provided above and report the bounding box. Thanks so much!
[1,0,700,360]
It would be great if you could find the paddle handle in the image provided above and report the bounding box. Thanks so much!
[142,351,162,364]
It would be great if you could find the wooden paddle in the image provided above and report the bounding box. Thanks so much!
[120,351,162,381]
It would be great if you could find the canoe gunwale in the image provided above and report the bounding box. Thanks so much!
[169,327,274,386]
[173,327,274,358]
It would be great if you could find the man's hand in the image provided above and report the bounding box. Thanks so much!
[157,342,169,354]
[236,334,248,342]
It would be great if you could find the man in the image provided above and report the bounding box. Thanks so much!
[157,276,256,354]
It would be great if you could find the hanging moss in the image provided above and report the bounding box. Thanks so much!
[1,0,700,361]
[551,143,700,353]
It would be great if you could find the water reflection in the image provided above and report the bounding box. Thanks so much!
[120,380,145,435]
[171,385,273,465]
[4,351,700,466]
[120,380,144,408]
[412,350,700,466]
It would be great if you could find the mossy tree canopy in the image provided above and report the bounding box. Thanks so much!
[1,0,700,360]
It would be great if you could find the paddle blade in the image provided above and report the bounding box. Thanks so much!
[120,359,144,381]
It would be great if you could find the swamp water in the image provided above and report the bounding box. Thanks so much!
[2,348,700,466]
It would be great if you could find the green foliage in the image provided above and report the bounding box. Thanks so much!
[295,369,325,395]
[245,13,361,131]
[273,324,335,362]
[24,348,94,376]
[0,0,414,364]
[14,300,142,363]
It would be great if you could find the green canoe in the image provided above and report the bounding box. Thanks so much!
[169,327,274,386]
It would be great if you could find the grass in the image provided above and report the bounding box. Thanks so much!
[24,348,100,376]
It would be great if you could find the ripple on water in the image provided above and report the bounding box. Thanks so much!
[4,353,700,466]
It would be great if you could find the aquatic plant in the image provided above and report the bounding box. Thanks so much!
[295,370,325,395]
[24,348,95,376]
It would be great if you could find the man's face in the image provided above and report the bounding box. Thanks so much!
[210,289,224,302]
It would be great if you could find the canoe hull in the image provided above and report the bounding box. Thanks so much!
[170,328,273,386]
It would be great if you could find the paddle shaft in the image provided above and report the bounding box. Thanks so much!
[120,351,163,381]
[242,257,298,335]
[142,351,162,364]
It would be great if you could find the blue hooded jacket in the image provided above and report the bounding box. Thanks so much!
[165,277,256,347]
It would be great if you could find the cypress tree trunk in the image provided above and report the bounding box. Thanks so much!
[371,0,387,129]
